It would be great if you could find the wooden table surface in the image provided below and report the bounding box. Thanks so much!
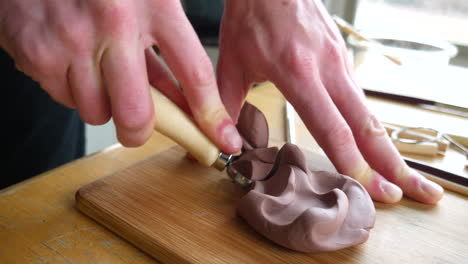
[1,83,467,263]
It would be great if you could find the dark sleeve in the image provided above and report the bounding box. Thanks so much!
[0,48,85,189]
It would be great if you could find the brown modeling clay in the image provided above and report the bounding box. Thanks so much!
[231,103,376,253]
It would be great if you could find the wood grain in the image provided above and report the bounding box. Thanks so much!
[76,145,468,264]
[0,134,175,264]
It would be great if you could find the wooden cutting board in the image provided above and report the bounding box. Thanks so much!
[76,145,468,263]
[75,145,340,263]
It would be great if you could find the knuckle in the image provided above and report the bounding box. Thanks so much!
[16,28,58,77]
[197,107,225,127]
[56,19,90,55]
[323,39,343,62]
[325,124,355,155]
[359,114,387,139]
[102,0,128,18]
[187,55,215,87]
[99,1,133,37]
[283,45,317,81]
[116,103,153,131]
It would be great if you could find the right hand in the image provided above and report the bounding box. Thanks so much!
[217,0,443,204]
[0,0,242,153]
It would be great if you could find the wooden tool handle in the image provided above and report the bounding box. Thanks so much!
[392,141,439,157]
[149,87,220,167]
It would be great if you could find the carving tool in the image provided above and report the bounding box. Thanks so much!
[386,125,446,156]
[149,87,251,186]
[385,124,468,195]
[385,123,468,158]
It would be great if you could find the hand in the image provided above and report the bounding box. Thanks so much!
[0,0,242,153]
[217,0,443,204]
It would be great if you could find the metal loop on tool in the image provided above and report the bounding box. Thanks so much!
[226,166,252,187]
[391,127,442,144]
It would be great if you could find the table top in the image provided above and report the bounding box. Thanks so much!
[1,83,467,263]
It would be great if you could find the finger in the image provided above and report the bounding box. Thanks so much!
[145,48,190,115]
[155,10,242,154]
[69,58,111,125]
[324,58,443,204]
[274,70,402,203]
[40,71,76,109]
[101,42,154,147]
[217,49,249,122]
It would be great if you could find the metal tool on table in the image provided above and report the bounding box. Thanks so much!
[387,124,468,193]
[149,87,252,186]
[390,126,468,196]
[386,124,468,158]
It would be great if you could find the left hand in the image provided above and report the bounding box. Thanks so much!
[0,0,242,153]
[217,0,443,204]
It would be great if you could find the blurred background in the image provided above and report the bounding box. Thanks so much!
[354,0,468,47]
[85,0,468,155]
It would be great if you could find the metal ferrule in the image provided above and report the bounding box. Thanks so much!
[212,152,234,171]
[212,152,253,187]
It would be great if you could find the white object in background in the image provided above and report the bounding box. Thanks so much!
[286,102,296,145]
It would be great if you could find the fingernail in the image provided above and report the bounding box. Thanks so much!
[220,121,243,153]
[381,181,403,203]
[421,178,444,204]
